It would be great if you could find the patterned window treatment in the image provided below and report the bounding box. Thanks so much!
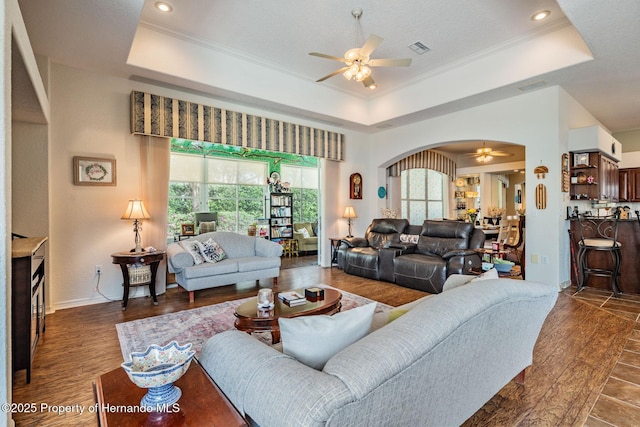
[130,91,344,161]
[387,150,456,181]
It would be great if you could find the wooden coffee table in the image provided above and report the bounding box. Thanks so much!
[94,359,246,427]
[234,287,342,343]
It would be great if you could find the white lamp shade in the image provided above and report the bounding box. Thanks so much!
[343,206,357,219]
[122,199,151,220]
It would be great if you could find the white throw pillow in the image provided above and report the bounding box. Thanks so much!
[179,240,205,265]
[296,228,310,239]
[442,268,499,292]
[278,302,377,370]
[196,238,227,263]
[469,268,499,282]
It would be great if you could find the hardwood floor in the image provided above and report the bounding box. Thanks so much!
[11,267,636,426]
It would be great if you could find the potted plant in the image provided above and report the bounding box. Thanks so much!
[467,208,478,225]
[486,206,506,225]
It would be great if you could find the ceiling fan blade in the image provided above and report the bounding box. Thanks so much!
[316,67,349,82]
[362,75,376,89]
[360,34,383,58]
[368,58,412,67]
[309,52,346,62]
[490,151,513,157]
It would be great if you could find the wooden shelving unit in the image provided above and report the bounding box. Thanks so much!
[269,192,293,243]
[570,151,619,201]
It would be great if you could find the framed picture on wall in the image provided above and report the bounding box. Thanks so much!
[181,224,195,235]
[73,156,117,186]
[350,173,362,199]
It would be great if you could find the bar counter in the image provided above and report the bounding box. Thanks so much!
[569,219,640,294]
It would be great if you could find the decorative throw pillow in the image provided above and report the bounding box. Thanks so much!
[199,221,216,233]
[296,227,310,239]
[386,295,432,323]
[179,240,205,265]
[196,238,227,263]
[442,269,499,292]
[469,268,499,283]
[278,302,377,370]
[399,233,419,244]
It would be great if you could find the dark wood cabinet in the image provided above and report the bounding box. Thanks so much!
[570,151,619,201]
[599,155,619,201]
[12,236,47,383]
[618,167,640,202]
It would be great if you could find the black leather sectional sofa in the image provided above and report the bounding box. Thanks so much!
[337,218,485,293]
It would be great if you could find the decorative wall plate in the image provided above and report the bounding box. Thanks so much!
[377,186,387,199]
[455,178,466,187]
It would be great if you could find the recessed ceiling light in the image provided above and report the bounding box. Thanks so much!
[155,2,173,13]
[531,10,550,21]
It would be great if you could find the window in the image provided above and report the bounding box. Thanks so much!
[400,168,446,223]
[280,165,319,223]
[168,153,268,236]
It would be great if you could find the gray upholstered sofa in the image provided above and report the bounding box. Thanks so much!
[200,279,557,426]
[166,232,282,302]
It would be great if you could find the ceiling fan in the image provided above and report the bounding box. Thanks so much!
[309,8,411,89]
[466,143,514,163]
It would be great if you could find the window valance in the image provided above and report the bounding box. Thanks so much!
[130,91,344,161]
[387,150,456,181]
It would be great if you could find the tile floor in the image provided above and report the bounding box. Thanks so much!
[566,286,640,426]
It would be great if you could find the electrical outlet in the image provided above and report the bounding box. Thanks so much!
[541,255,549,264]
[95,265,102,274]
[531,254,539,264]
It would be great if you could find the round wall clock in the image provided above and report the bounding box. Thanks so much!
[377,186,387,199]
[455,178,466,188]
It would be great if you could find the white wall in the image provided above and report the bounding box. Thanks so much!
[342,86,602,288]
[35,60,631,307]
[46,63,353,308]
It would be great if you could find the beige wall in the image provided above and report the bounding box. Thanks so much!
[615,128,640,152]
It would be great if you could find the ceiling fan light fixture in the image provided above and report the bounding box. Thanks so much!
[343,70,354,80]
[345,49,359,62]
[363,76,377,90]
[477,154,493,163]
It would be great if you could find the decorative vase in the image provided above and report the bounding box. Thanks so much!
[248,225,257,236]
[469,214,477,225]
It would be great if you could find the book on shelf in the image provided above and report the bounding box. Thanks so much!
[278,291,306,305]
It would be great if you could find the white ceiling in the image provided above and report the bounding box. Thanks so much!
[15,0,640,137]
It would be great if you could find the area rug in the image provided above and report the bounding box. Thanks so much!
[116,288,391,361]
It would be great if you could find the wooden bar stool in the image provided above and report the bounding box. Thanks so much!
[576,210,622,297]
[282,239,292,257]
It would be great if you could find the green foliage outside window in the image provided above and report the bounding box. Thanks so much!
[167,139,319,240]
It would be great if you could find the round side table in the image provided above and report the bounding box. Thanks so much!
[111,250,165,310]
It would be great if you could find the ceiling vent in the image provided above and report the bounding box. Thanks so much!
[408,41,430,54]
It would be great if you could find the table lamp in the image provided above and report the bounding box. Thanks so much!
[343,206,357,238]
[121,199,151,252]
